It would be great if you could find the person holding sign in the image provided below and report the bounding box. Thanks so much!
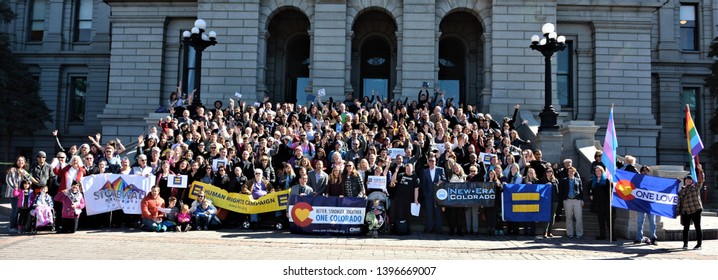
[242,168,274,229]
[390,163,419,234]
[155,160,176,202]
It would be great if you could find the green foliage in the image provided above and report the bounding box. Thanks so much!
[0,2,52,137]
[0,0,16,23]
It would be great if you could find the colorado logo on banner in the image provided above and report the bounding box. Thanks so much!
[288,195,366,235]
[612,169,679,218]
[501,184,551,222]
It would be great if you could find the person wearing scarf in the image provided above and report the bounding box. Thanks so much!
[57,180,85,233]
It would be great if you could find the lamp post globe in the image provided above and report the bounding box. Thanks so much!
[530,23,566,131]
[181,19,218,115]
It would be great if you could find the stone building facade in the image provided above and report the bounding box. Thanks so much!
[2,0,716,188]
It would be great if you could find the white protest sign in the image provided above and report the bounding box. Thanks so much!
[168,174,188,188]
[479,152,496,165]
[367,176,387,192]
[388,148,405,159]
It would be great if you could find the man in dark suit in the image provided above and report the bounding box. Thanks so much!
[308,160,329,196]
[421,156,446,234]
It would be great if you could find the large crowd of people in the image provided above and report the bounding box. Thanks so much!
[2,84,703,249]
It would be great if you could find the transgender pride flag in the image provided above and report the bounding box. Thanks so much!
[602,107,618,182]
[685,104,704,179]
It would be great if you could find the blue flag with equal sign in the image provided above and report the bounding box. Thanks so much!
[502,184,551,222]
[612,169,680,218]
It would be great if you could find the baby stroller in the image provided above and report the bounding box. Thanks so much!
[29,205,56,233]
[365,192,390,238]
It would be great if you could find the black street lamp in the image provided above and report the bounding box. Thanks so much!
[530,23,566,131]
[182,19,217,113]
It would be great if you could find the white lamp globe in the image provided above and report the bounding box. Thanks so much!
[542,23,555,34]
[194,19,207,30]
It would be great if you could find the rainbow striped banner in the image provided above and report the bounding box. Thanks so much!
[602,107,618,182]
[685,104,704,179]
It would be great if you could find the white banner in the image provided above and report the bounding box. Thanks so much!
[82,174,155,216]
[168,175,188,188]
[287,205,365,225]
[388,148,405,159]
[367,176,387,192]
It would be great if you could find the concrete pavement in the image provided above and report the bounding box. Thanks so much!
[0,214,715,260]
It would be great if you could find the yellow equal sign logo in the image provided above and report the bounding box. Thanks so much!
[512,192,540,213]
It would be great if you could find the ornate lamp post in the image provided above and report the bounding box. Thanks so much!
[530,23,566,131]
[182,19,217,112]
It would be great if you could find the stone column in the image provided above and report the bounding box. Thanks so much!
[393,30,403,98]
[98,16,167,140]
[345,31,354,95]
[400,0,436,97]
[592,21,660,165]
[312,2,347,100]
[479,33,492,112]
[490,0,554,117]
[44,0,64,51]
[657,1,679,60]
[198,0,260,103]
[257,30,270,97]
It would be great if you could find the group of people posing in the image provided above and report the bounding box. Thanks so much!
[2,84,704,249]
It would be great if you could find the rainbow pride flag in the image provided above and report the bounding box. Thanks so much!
[685,104,704,179]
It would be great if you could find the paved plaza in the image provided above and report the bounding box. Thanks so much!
[0,214,715,261]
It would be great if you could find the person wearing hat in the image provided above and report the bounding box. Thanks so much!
[677,175,703,250]
[31,151,52,194]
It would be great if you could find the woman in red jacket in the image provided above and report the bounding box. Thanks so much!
[53,155,86,197]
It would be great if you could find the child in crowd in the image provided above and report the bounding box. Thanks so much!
[194,200,215,230]
[371,199,385,225]
[163,197,180,232]
[177,204,192,232]
[13,180,34,233]
[32,185,54,229]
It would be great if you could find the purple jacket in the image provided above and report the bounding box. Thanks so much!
[56,191,85,219]
[13,188,35,209]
